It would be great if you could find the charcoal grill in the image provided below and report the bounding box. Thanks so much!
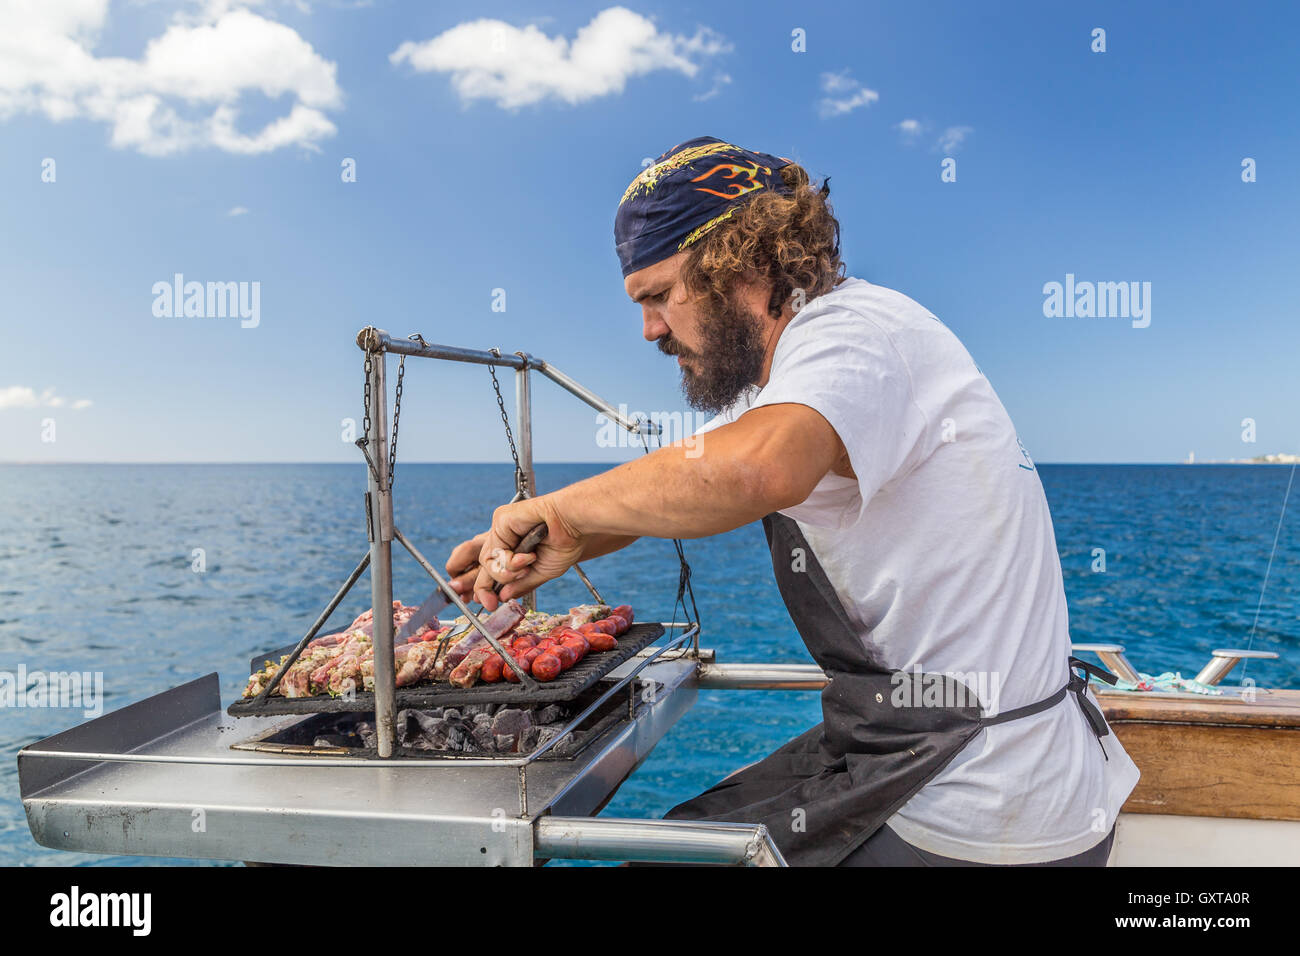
[18,331,792,865]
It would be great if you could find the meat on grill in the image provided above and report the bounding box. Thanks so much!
[242,599,529,699]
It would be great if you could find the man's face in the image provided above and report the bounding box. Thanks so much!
[624,252,768,414]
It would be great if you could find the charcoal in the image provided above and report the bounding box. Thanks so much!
[492,708,532,738]
[472,712,492,728]
[535,726,562,747]
[520,726,541,751]
[448,724,468,748]
[535,704,565,725]
[494,734,518,753]
[356,721,377,749]
[312,734,350,748]
[443,708,461,721]
[403,713,451,749]
[471,726,496,751]
[461,703,491,717]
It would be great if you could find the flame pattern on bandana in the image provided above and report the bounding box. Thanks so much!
[619,140,744,207]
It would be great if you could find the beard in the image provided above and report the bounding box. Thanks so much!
[658,293,767,415]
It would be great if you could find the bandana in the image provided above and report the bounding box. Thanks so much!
[614,136,793,277]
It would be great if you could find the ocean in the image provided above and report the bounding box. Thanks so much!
[0,462,1296,866]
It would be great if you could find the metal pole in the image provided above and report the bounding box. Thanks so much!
[696,661,829,691]
[365,347,397,758]
[534,817,787,866]
[515,357,536,612]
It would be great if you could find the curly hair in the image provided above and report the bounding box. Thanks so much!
[679,162,846,320]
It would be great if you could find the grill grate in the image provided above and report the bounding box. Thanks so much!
[228,622,665,716]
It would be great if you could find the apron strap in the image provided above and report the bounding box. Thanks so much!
[979,656,1119,758]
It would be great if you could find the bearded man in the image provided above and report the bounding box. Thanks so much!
[445,136,1138,867]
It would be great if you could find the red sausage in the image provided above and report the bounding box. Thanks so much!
[532,652,562,682]
[561,636,588,663]
[612,605,633,626]
[481,653,504,683]
[512,635,536,651]
[552,644,577,670]
[606,615,628,635]
[503,651,529,682]
[587,632,618,652]
[591,618,619,636]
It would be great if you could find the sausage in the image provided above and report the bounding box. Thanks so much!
[503,650,532,683]
[587,632,618,652]
[606,615,628,635]
[532,652,562,682]
[552,644,578,670]
[612,605,634,627]
[481,653,504,683]
[511,635,536,651]
[590,618,619,636]
[501,647,543,683]
[561,635,588,663]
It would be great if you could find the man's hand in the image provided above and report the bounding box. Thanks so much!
[446,496,585,611]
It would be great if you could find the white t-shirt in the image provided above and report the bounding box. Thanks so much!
[693,277,1139,864]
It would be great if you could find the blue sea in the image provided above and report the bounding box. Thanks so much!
[1,463,1296,866]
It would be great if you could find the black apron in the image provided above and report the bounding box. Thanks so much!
[664,511,1115,867]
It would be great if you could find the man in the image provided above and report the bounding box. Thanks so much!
[446,136,1139,866]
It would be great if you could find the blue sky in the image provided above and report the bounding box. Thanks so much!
[2,0,1297,464]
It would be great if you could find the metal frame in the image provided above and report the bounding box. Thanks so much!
[253,328,670,759]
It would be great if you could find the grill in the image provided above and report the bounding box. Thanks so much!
[228,622,665,716]
[16,330,788,866]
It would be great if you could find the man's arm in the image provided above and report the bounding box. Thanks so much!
[581,532,640,561]
[465,402,845,606]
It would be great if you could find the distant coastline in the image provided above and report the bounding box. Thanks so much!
[1183,453,1300,465]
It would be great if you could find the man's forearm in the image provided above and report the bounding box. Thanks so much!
[581,532,640,561]
[551,433,788,540]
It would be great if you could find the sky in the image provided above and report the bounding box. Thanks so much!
[1,0,1297,464]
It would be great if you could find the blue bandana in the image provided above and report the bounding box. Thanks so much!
[614,136,793,277]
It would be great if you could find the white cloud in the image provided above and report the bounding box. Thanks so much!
[895,118,923,142]
[936,125,973,153]
[693,71,731,102]
[390,6,731,109]
[0,0,342,155]
[0,386,92,411]
[817,70,878,118]
[227,205,249,216]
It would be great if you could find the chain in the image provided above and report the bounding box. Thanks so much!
[387,355,405,491]
[634,412,700,630]
[359,347,404,491]
[487,349,527,497]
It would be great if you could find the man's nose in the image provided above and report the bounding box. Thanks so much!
[642,307,669,342]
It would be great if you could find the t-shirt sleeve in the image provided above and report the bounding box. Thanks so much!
[742,307,929,528]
